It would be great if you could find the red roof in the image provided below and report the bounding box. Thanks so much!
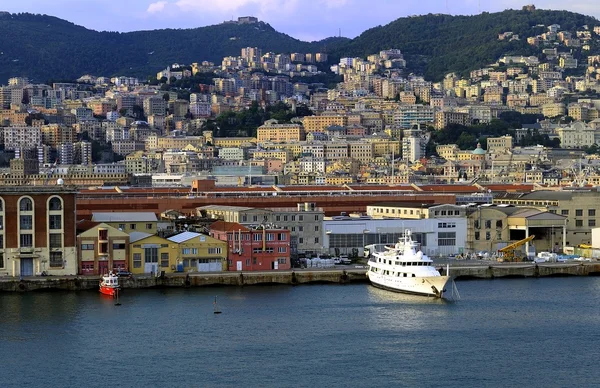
[209,221,249,232]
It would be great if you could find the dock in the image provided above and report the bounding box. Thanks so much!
[1,262,600,292]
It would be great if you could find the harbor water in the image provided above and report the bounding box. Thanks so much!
[2,278,600,387]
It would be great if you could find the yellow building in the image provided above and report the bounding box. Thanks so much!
[91,212,159,235]
[213,137,256,147]
[303,114,348,132]
[167,231,228,272]
[129,233,177,274]
[257,121,305,143]
[366,203,464,219]
[78,223,130,275]
[487,136,513,153]
[253,149,292,163]
[325,176,354,185]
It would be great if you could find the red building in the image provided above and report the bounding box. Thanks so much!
[209,221,291,271]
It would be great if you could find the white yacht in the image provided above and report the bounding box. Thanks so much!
[366,231,452,298]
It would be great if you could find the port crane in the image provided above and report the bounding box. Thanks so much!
[498,235,535,262]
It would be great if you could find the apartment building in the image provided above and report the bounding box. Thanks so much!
[303,114,348,132]
[257,121,305,143]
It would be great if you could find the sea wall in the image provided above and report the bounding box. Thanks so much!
[2,263,600,292]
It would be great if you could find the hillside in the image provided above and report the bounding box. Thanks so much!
[0,12,348,83]
[334,8,600,80]
[0,8,599,83]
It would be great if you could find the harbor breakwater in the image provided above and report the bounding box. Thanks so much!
[2,263,600,292]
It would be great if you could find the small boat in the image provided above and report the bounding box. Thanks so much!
[99,271,120,297]
[367,230,453,298]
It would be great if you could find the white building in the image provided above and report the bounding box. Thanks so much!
[4,127,42,150]
[323,208,467,257]
[218,147,245,160]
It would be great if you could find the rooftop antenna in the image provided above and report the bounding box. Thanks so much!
[339,28,341,38]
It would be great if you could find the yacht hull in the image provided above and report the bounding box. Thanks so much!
[367,273,451,298]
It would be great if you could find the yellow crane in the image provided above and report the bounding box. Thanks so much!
[498,235,535,262]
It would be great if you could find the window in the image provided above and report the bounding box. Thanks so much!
[133,253,142,268]
[590,209,596,217]
[278,247,287,253]
[48,197,62,211]
[49,215,61,230]
[146,223,153,230]
[315,215,319,221]
[589,219,596,227]
[20,215,32,230]
[130,224,136,230]
[299,226,303,232]
[496,231,502,240]
[19,198,33,211]
[314,237,319,244]
[576,220,583,227]
[0,215,3,230]
[253,234,262,241]
[160,253,169,268]
[81,244,94,250]
[252,216,258,222]
[0,252,4,269]
[438,232,456,246]
[485,232,491,241]
[561,210,569,216]
[266,233,275,241]
[275,215,280,221]
[99,242,108,254]
[485,220,492,229]
[144,247,158,263]
[496,220,503,228]
[98,229,108,240]
[299,215,303,221]
[299,237,304,244]
[314,226,319,232]
[208,247,222,254]
[277,233,286,241]
[292,215,296,221]
[576,209,583,217]
[246,259,250,266]
[118,224,126,230]
[20,234,33,247]
[49,252,62,268]
[474,220,480,229]
[49,234,62,249]
[113,243,126,250]
[278,258,287,264]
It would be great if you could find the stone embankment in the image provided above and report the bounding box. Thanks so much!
[1,263,600,292]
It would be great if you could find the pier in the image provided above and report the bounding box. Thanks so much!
[1,262,600,292]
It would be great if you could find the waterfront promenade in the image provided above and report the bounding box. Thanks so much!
[1,261,600,292]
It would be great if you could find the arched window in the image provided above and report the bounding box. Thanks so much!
[49,197,62,211]
[19,198,33,211]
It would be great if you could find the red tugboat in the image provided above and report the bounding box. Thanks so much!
[99,271,120,297]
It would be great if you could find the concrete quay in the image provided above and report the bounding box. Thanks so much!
[1,263,600,292]
[0,269,368,292]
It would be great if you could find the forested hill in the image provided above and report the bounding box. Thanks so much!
[333,8,600,80]
[0,12,348,83]
[0,8,599,83]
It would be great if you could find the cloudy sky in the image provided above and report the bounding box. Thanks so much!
[3,0,599,41]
